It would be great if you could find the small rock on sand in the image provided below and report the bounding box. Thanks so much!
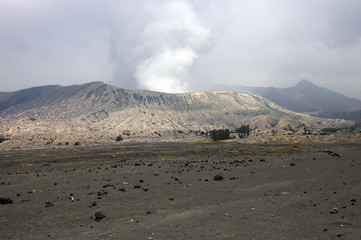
[95,211,106,220]
[213,174,224,181]
[0,197,13,204]
[45,201,54,207]
[330,208,339,214]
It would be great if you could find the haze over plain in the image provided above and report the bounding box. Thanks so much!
[1,0,361,99]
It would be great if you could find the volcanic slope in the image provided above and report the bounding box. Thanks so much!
[0,82,352,143]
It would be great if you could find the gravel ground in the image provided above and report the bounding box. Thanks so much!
[1,141,360,239]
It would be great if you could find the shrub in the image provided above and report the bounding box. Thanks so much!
[116,135,123,141]
[236,125,250,138]
[321,128,338,133]
[210,129,231,141]
[0,135,9,143]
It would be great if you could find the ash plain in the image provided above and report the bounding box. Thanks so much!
[1,138,360,240]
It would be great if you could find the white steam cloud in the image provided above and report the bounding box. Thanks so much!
[136,47,196,93]
[134,0,210,93]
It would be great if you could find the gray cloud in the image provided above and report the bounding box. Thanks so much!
[0,0,360,98]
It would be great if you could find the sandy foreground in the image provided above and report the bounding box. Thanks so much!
[0,139,360,240]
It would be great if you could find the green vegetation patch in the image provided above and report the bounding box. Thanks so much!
[209,129,231,141]
[321,128,338,133]
[236,125,250,138]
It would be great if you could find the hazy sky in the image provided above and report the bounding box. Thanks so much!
[1,0,361,99]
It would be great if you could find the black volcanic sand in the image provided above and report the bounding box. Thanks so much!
[0,141,360,239]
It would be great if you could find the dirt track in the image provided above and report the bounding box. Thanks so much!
[1,141,360,239]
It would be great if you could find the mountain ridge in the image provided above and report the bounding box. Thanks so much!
[0,82,352,140]
[211,79,361,113]
[0,85,61,111]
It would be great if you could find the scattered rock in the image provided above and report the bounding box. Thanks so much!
[45,201,54,207]
[330,208,339,214]
[95,211,106,220]
[98,191,107,196]
[0,197,13,204]
[323,150,342,157]
[213,174,224,181]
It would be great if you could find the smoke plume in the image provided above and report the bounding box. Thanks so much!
[133,0,210,93]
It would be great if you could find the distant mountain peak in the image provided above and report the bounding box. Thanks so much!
[294,79,317,88]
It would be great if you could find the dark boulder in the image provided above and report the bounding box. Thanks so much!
[213,174,224,181]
